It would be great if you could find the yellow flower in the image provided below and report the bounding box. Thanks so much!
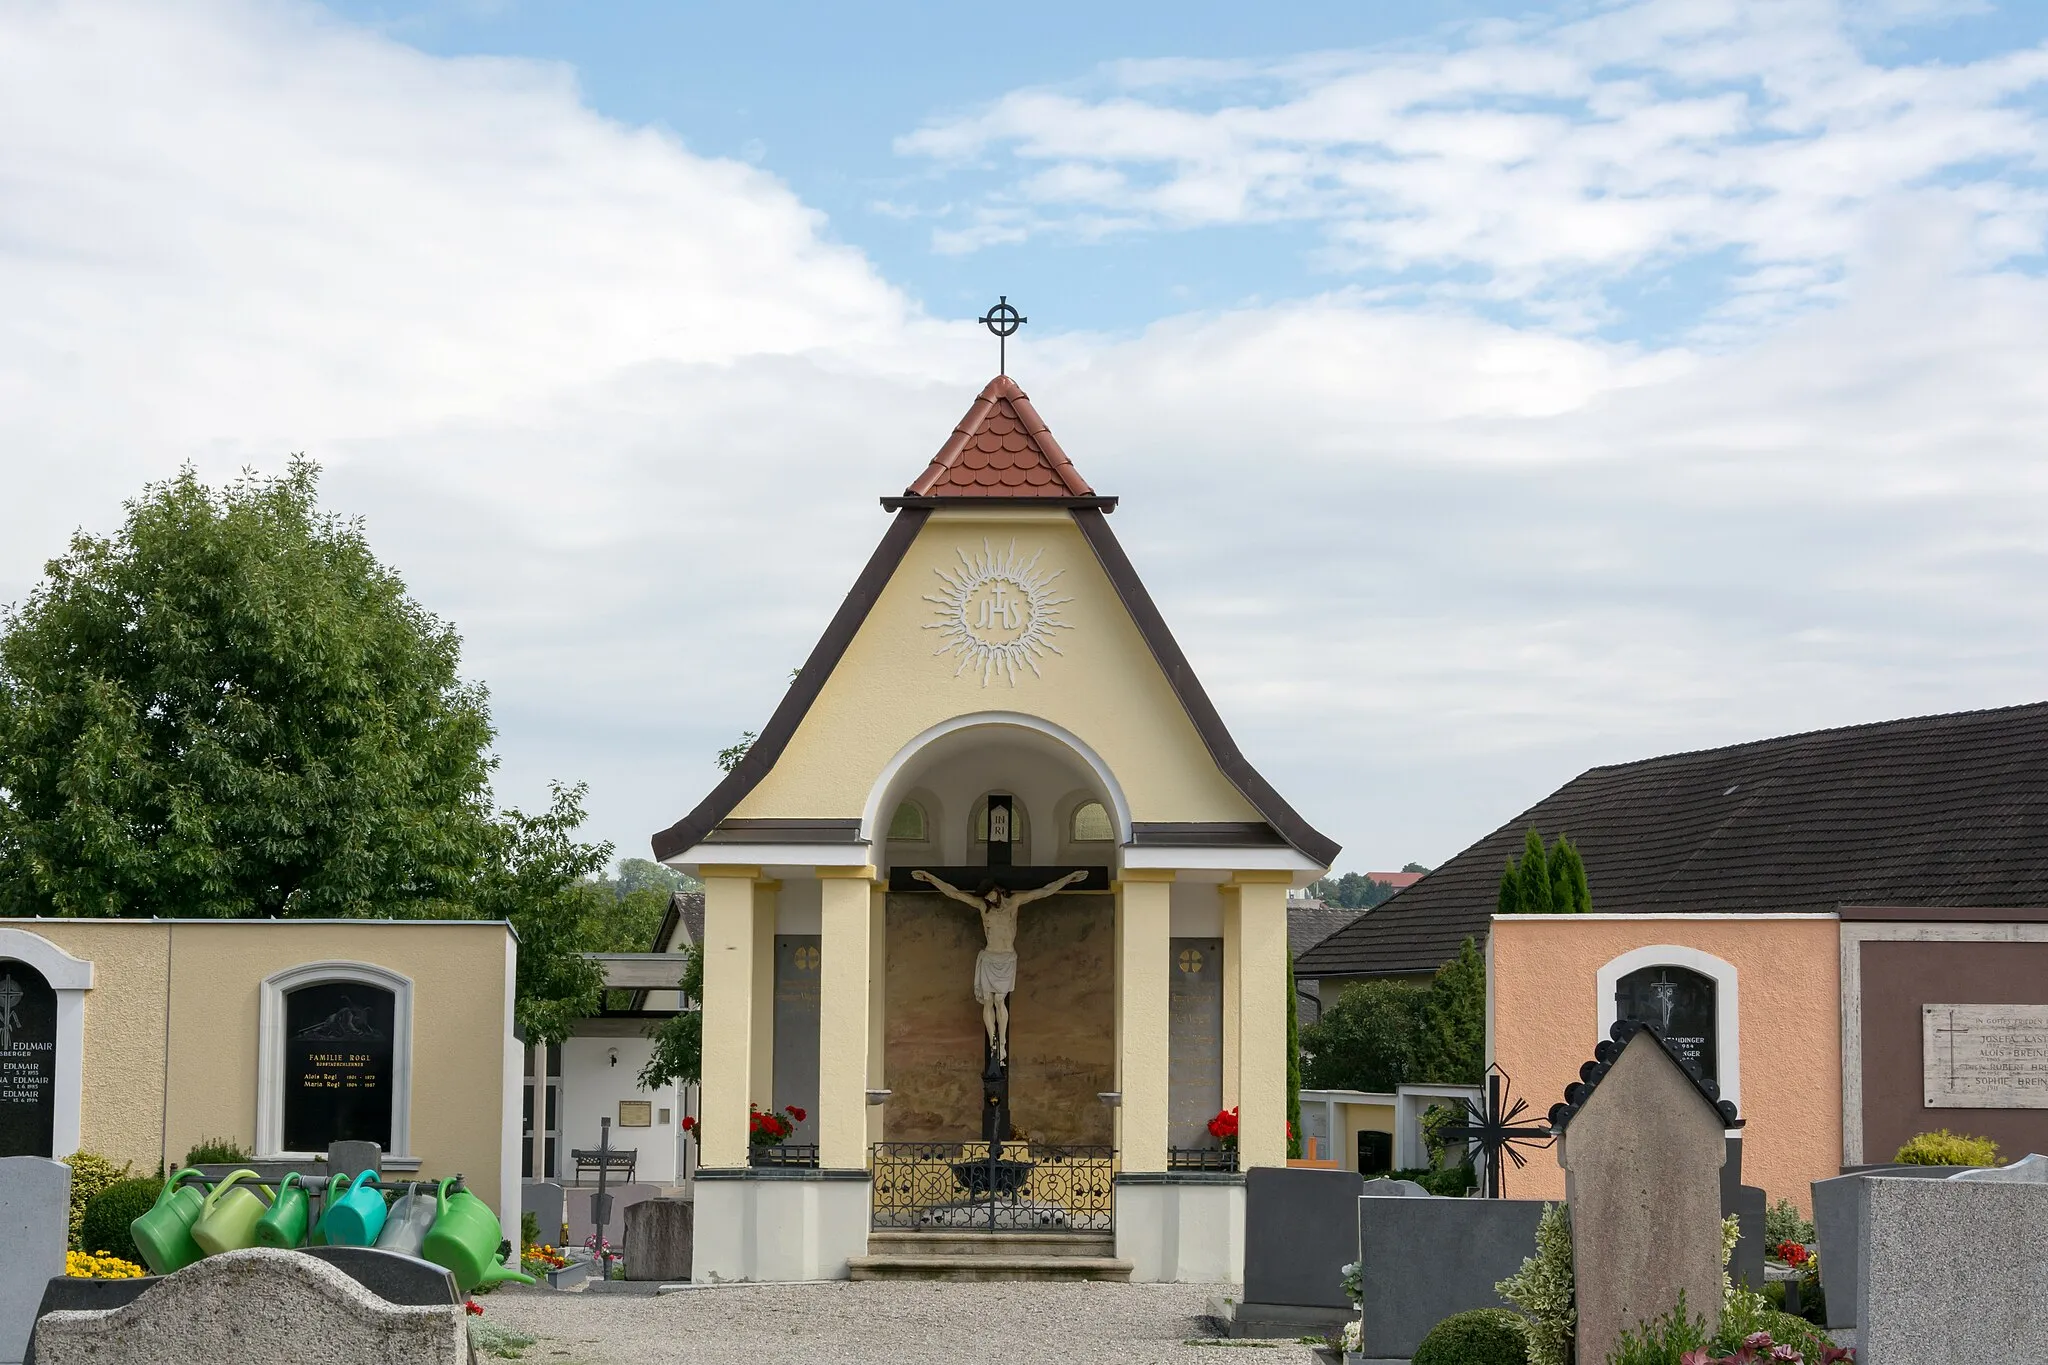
[66,1249,146,1279]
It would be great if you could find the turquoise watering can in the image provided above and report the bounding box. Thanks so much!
[191,1169,273,1257]
[128,1169,210,1275]
[420,1178,534,1292]
[316,1170,387,1247]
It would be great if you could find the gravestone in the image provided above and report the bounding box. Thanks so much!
[1167,939,1223,1149]
[522,1181,565,1242]
[1858,1174,2048,1364]
[1232,1166,1363,1337]
[1949,1151,2048,1182]
[1,1157,68,1365]
[773,936,821,1147]
[0,963,58,1159]
[284,982,395,1153]
[624,1198,692,1281]
[1553,1021,1737,1365]
[1355,1196,1547,1360]
[31,1248,466,1365]
[325,1141,382,1182]
[1614,963,1717,1088]
[566,1181,659,1247]
[1809,1164,1970,1329]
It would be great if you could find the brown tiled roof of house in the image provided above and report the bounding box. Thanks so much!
[1296,701,2048,979]
[906,375,1094,498]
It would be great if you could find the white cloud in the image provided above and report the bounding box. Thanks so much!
[898,0,2048,330]
[3,0,2048,877]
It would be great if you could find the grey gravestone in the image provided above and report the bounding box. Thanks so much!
[1859,1175,2048,1365]
[523,1180,565,1240]
[1810,1164,1970,1328]
[0,964,58,1159]
[325,1140,382,1182]
[1238,1165,1362,1337]
[296,1248,459,1305]
[1359,1178,1429,1197]
[624,1198,692,1281]
[566,1181,659,1247]
[1,1157,68,1365]
[773,935,820,1147]
[1947,1152,2048,1182]
[1167,938,1223,1149]
[1559,1027,1729,1365]
[1356,1196,1546,1360]
[1719,1138,1767,1292]
[284,982,396,1154]
[31,1248,465,1365]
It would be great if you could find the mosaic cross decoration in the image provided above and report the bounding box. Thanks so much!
[1436,1064,1554,1199]
[979,296,1027,374]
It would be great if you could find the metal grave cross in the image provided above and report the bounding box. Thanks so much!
[1437,1065,1555,1199]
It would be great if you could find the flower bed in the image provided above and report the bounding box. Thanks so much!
[67,1249,147,1279]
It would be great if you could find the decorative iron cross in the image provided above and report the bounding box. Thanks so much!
[979,296,1027,374]
[1437,1065,1554,1199]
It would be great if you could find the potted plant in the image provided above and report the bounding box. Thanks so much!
[749,1103,806,1148]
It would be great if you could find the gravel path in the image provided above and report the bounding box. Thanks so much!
[481,1282,1319,1365]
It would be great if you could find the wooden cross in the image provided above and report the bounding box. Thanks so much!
[1436,1066,1555,1199]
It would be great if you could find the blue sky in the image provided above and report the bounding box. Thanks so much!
[3,1,2048,874]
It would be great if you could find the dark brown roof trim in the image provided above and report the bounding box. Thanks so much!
[650,508,932,862]
[1130,821,1288,848]
[1069,507,1340,868]
[881,495,1120,511]
[704,818,864,845]
[1840,904,2048,923]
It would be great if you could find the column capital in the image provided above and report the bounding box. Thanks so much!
[1114,868,1178,886]
[815,865,878,880]
[700,864,764,880]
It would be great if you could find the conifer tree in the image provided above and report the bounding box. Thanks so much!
[1515,827,1555,914]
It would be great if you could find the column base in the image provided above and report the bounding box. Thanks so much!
[1113,1172,1246,1283]
[692,1169,872,1282]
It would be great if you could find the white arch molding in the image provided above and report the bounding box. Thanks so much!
[1595,944,1741,1117]
[256,960,414,1160]
[0,928,93,1158]
[859,711,1133,847]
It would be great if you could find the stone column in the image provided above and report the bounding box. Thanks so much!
[698,866,762,1169]
[1115,870,1175,1172]
[749,879,780,1109]
[817,865,875,1169]
[866,879,887,1149]
[1226,872,1292,1170]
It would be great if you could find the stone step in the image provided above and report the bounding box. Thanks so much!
[846,1253,1134,1283]
[864,1231,1116,1260]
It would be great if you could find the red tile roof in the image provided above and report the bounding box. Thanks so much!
[906,375,1095,498]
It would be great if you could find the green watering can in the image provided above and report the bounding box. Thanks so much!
[129,1169,211,1275]
[420,1178,535,1292]
[316,1170,387,1247]
[255,1172,310,1249]
[191,1169,273,1257]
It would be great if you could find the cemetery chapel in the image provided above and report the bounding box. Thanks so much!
[650,372,1338,1283]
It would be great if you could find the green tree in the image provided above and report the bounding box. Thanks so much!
[1301,979,1426,1092]
[1306,871,1400,909]
[470,782,611,1045]
[1497,828,1592,915]
[1414,937,1485,1084]
[639,942,703,1091]
[614,857,697,899]
[1286,950,1303,1158]
[1401,862,1431,874]
[0,460,496,919]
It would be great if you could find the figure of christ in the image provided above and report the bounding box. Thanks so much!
[910,868,1090,1066]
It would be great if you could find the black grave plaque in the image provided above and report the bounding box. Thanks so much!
[0,960,57,1158]
[1615,964,1717,1087]
[284,981,396,1153]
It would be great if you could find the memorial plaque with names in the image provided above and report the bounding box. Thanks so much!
[1615,965,1717,1088]
[0,960,57,1158]
[1168,938,1224,1149]
[283,981,395,1153]
[1923,1004,2048,1109]
[773,935,821,1145]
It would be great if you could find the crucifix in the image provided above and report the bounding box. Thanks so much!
[1437,1065,1555,1199]
[911,866,1088,1070]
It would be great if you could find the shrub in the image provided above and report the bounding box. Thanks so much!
[62,1152,132,1249]
[1894,1128,1999,1167]
[183,1136,251,1166]
[1763,1196,1814,1247]
[1496,1202,1574,1365]
[78,1177,163,1266]
[1607,1292,1708,1364]
[1417,1163,1478,1197]
[1413,1308,1529,1365]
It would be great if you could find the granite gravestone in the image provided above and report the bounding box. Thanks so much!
[1167,938,1223,1150]
[283,982,395,1153]
[1556,1023,1735,1365]
[623,1198,692,1281]
[1858,1175,2048,1365]
[0,963,57,1159]
[1,1157,68,1365]
[1615,964,1717,1089]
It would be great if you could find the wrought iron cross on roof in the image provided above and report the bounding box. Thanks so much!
[1437,1065,1554,1199]
[979,296,1027,374]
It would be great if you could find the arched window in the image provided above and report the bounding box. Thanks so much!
[887,800,927,842]
[1070,800,1114,843]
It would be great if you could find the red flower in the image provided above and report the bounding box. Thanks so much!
[1206,1107,1240,1140]
[464,1300,483,1317]
[788,1106,807,1123]
[680,1116,697,1132]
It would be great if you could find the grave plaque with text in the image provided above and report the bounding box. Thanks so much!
[1615,964,1717,1088]
[1923,1003,2048,1108]
[1168,938,1224,1150]
[774,935,821,1145]
[0,960,57,1158]
[284,981,395,1152]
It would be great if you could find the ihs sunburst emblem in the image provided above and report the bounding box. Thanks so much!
[924,540,1075,686]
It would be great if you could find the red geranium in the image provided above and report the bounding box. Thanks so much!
[1773,1240,1810,1267]
[1208,1106,1240,1144]
[748,1103,806,1147]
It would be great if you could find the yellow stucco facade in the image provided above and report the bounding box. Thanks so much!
[0,918,521,1221]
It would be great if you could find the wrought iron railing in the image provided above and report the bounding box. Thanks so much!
[870,1142,1115,1231]
[750,1144,820,1169]
[1167,1146,1239,1172]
